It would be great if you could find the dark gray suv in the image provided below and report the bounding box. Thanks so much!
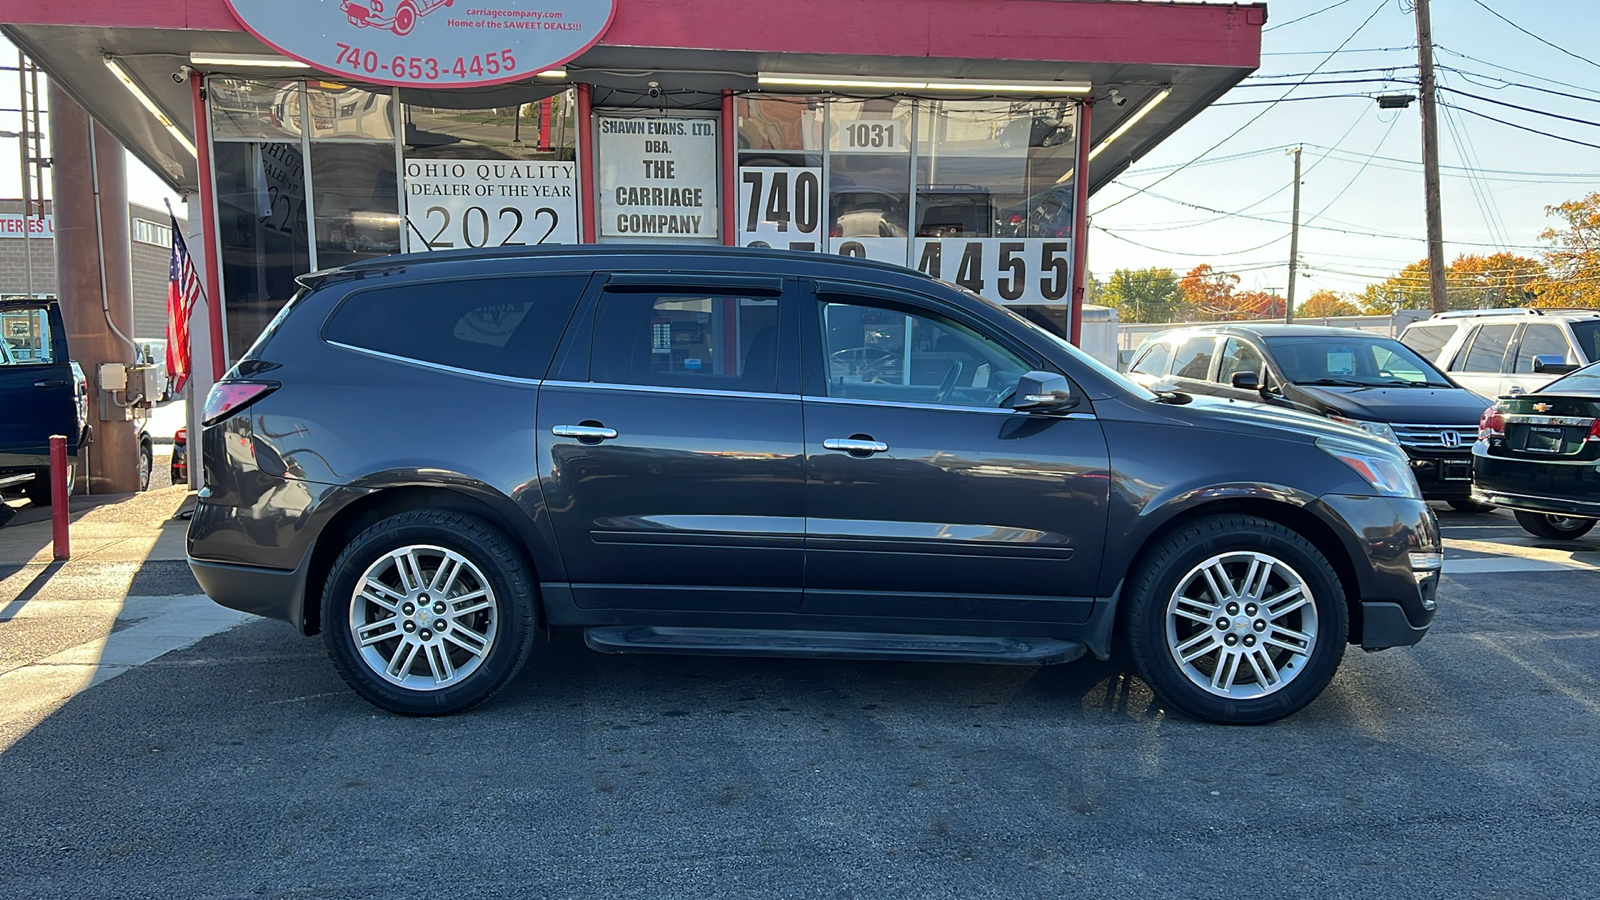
[189,246,1441,724]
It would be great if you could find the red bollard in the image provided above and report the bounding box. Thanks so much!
[49,434,69,560]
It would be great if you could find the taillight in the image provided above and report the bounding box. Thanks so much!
[202,381,279,427]
[1479,407,1505,440]
[1587,420,1600,443]
[173,427,186,446]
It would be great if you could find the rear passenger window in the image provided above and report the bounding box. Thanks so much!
[1171,336,1216,380]
[0,306,54,364]
[324,275,588,379]
[1460,324,1517,373]
[590,294,781,393]
[1129,341,1172,377]
[1401,324,1454,363]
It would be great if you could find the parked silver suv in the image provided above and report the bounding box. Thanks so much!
[1399,308,1600,398]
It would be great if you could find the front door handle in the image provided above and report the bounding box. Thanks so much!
[552,424,619,443]
[822,437,889,455]
[34,379,68,388]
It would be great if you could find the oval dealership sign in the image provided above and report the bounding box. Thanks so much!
[224,0,614,87]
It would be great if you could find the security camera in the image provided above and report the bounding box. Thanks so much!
[647,81,662,99]
[1109,89,1128,108]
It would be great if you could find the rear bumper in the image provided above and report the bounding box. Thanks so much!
[189,552,311,632]
[1473,449,1600,516]
[1471,486,1600,519]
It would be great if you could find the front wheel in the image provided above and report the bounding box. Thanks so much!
[138,441,153,492]
[23,463,74,505]
[1513,510,1597,540]
[322,510,537,715]
[1124,515,1348,725]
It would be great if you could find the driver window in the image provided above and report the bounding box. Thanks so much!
[1216,338,1265,386]
[818,299,1029,408]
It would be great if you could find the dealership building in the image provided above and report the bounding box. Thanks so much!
[0,0,1264,391]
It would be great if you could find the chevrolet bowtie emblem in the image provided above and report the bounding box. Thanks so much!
[1533,403,1553,412]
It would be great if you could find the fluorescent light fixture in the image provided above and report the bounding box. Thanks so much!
[758,73,1090,94]
[1087,87,1172,160]
[103,56,197,157]
[536,68,568,79]
[189,52,310,69]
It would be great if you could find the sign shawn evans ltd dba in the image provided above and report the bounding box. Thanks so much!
[224,0,615,87]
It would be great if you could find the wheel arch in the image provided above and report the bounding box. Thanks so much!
[303,484,544,636]
[1114,497,1365,646]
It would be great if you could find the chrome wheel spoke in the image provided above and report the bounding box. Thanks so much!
[386,639,420,679]
[1176,631,1220,663]
[1264,587,1308,617]
[356,617,402,647]
[360,578,406,612]
[425,643,456,684]
[1246,648,1281,687]
[1210,650,1242,690]
[430,555,464,596]
[1201,563,1234,603]
[444,625,490,658]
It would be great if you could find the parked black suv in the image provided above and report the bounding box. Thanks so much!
[0,297,86,506]
[189,247,1441,724]
[1128,324,1491,509]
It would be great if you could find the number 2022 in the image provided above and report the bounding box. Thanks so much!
[422,206,560,249]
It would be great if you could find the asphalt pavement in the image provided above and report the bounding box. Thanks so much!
[0,503,1595,898]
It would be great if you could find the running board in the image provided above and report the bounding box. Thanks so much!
[583,626,1086,666]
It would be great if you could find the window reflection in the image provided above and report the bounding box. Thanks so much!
[213,141,311,359]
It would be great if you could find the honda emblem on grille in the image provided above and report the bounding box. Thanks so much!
[1440,431,1462,448]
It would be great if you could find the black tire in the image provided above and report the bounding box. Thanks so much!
[1513,510,1597,540]
[1448,499,1495,514]
[138,441,153,492]
[23,463,73,505]
[322,510,537,715]
[1124,515,1349,725]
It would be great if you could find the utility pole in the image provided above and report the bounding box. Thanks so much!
[1285,146,1302,324]
[1415,0,1448,314]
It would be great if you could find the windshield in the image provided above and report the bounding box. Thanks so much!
[1263,335,1453,387]
[1568,321,1600,363]
[944,281,1158,400]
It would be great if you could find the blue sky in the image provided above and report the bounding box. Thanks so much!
[1089,0,1600,297]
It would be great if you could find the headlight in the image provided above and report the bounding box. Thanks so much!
[1317,435,1422,499]
[1329,415,1399,444]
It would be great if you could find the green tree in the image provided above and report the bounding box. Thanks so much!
[1101,266,1181,323]
[1357,253,1545,314]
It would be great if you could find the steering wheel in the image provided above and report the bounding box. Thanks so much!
[830,346,900,383]
[934,361,965,404]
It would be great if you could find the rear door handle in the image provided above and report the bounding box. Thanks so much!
[34,380,68,388]
[822,438,889,455]
[552,424,619,442]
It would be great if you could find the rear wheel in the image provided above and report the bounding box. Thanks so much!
[1513,510,1597,540]
[138,441,153,492]
[322,509,537,715]
[1448,498,1495,514]
[23,463,74,505]
[1125,515,1348,725]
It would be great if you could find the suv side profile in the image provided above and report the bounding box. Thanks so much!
[1400,308,1599,398]
[189,246,1441,725]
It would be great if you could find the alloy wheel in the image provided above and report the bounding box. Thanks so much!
[1165,551,1319,700]
[349,544,499,691]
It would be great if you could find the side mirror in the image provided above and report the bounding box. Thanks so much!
[1533,355,1579,375]
[1230,371,1261,391]
[1012,371,1076,412]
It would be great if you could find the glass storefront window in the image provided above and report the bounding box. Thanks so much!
[305,83,396,142]
[310,144,402,269]
[826,98,913,265]
[212,140,311,359]
[915,100,1077,239]
[406,91,576,161]
[208,78,306,141]
[736,96,824,252]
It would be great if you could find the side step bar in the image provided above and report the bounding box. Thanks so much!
[583,626,1087,666]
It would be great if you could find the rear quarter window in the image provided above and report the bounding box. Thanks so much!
[1400,323,1456,364]
[324,274,588,379]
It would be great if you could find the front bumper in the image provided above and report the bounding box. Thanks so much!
[1312,493,1439,649]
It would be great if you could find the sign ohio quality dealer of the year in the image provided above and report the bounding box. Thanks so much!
[224,0,615,88]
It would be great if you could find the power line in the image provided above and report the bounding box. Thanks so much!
[1441,102,1600,151]
[1467,0,1600,72]
[1245,66,1417,79]
[1261,45,1416,56]
[1265,0,1360,32]
[1093,225,1292,258]
[1435,45,1600,98]
[1094,0,1392,215]
[1211,94,1384,107]
[1438,85,1600,131]
[1440,67,1600,106]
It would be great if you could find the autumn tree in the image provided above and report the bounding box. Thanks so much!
[1535,192,1600,308]
[1179,264,1279,320]
[1100,266,1181,322]
[1357,253,1545,314]
[1297,289,1360,318]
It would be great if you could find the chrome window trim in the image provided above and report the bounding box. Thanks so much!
[806,394,1094,418]
[541,379,799,402]
[326,340,546,386]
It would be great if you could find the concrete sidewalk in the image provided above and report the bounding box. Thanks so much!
[0,477,253,750]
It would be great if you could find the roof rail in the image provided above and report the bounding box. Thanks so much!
[1432,308,1541,319]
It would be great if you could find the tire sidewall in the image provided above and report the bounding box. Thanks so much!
[1128,518,1349,725]
[1514,510,1596,539]
[322,513,534,715]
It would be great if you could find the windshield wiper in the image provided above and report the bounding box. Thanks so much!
[1296,378,1369,387]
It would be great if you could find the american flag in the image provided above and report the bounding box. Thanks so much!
[166,215,203,394]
